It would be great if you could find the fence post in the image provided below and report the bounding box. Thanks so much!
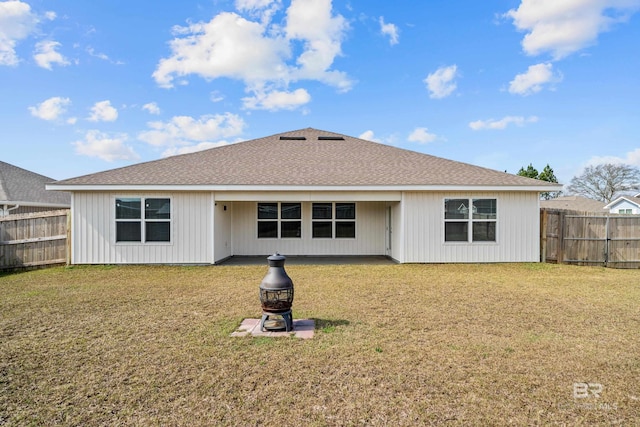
[557,211,565,264]
[66,210,71,265]
[540,209,548,262]
[604,215,610,268]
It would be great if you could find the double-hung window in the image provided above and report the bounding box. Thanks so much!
[116,197,171,243]
[312,202,356,238]
[257,203,301,238]
[444,198,496,242]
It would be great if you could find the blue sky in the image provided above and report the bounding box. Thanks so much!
[1,0,639,186]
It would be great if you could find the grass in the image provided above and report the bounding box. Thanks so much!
[1,263,639,425]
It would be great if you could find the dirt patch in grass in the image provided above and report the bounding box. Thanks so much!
[1,263,639,425]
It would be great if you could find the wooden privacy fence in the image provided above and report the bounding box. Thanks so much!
[541,208,640,268]
[0,209,70,271]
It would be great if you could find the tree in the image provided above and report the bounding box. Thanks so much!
[517,163,560,200]
[517,164,538,179]
[566,163,640,203]
[538,164,558,184]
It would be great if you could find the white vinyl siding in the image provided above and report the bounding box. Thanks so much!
[70,189,542,265]
[213,201,232,263]
[72,191,213,264]
[233,201,385,256]
[402,191,540,263]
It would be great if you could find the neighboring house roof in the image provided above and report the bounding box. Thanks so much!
[49,128,561,191]
[540,196,606,212]
[0,161,70,207]
[604,196,640,210]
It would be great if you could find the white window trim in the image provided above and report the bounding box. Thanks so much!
[256,202,302,239]
[311,202,356,239]
[443,197,498,244]
[114,196,173,245]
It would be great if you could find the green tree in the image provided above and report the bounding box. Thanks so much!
[517,164,539,179]
[517,163,560,200]
[538,164,558,183]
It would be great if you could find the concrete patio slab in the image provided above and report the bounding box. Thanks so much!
[230,318,315,339]
[219,255,396,266]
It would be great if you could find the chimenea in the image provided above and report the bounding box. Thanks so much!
[259,253,294,332]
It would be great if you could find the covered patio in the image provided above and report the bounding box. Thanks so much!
[217,255,397,266]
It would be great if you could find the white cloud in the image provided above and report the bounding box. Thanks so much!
[285,0,351,90]
[358,130,379,142]
[142,102,161,115]
[408,127,437,144]
[153,12,289,88]
[73,130,139,162]
[235,0,278,9]
[242,88,311,110]
[0,0,39,66]
[87,47,108,61]
[424,65,458,99]
[137,113,245,149]
[508,62,562,95]
[28,96,71,121]
[153,0,351,110]
[210,91,224,102]
[88,100,118,122]
[586,148,640,167]
[379,16,399,45]
[33,40,69,69]
[505,0,640,59]
[235,0,282,23]
[469,115,539,130]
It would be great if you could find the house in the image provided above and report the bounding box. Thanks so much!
[1,161,70,216]
[540,196,606,213]
[47,128,561,264]
[604,194,640,215]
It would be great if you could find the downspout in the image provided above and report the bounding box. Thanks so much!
[1,204,20,216]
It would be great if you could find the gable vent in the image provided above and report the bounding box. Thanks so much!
[318,136,344,140]
[279,136,306,140]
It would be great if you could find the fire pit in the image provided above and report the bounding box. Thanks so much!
[259,253,294,332]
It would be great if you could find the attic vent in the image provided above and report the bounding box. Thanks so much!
[279,136,306,140]
[318,136,345,140]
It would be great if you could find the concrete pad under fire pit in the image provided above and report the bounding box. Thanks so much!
[230,318,315,339]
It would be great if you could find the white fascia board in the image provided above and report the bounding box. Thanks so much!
[46,184,563,193]
[604,197,640,209]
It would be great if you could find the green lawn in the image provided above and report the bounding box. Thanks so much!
[1,263,639,425]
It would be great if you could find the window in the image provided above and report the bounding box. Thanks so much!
[257,203,301,238]
[619,209,632,214]
[444,198,496,242]
[116,197,171,243]
[312,202,356,238]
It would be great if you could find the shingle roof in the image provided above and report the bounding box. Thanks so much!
[0,161,70,206]
[51,128,560,189]
[540,196,606,212]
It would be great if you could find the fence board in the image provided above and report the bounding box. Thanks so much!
[0,209,69,271]
[541,208,640,269]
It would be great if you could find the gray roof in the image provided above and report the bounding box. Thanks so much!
[540,196,607,212]
[0,161,70,206]
[51,128,560,189]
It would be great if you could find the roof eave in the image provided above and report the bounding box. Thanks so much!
[46,183,564,192]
